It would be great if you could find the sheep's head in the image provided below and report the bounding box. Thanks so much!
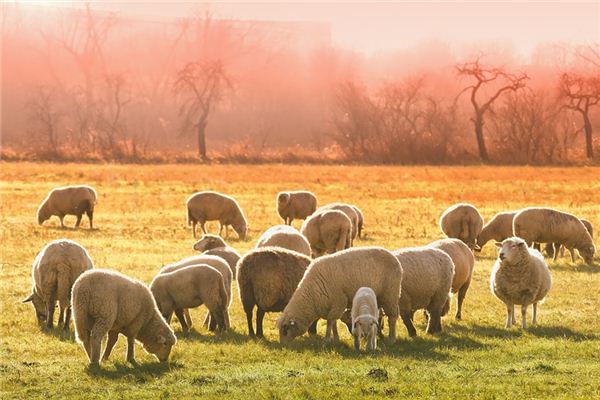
[142,323,177,362]
[495,237,528,265]
[192,234,227,252]
[37,203,50,225]
[277,192,291,208]
[277,313,306,344]
[233,221,247,240]
[352,315,378,342]
[579,244,595,265]
[22,291,47,323]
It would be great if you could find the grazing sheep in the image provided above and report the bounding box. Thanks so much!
[276,191,318,225]
[150,265,230,333]
[160,255,232,331]
[301,210,352,257]
[277,247,402,344]
[255,225,311,256]
[490,237,552,329]
[351,287,379,351]
[72,269,176,367]
[476,211,518,250]
[237,247,316,337]
[22,239,94,330]
[427,238,474,320]
[186,191,247,239]
[37,185,97,229]
[351,205,365,238]
[545,218,594,259]
[392,247,454,336]
[316,203,360,243]
[192,234,241,278]
[439,203,484,250]
[513,207,595,264]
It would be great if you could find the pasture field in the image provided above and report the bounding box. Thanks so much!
[1,162,599,399]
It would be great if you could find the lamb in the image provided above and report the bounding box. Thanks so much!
[513,207,595,264]
[37,185,97,229]
[237,247,316,337]
[427,238,474,320]
[490,237,552,329]
[159,254,232,331]
[392,247,454,336]
[186,191,247,239]
[276,191,317,225]
[150,265,230,333]
[300,210,352,257]
[255,225,311,256]
[22,239,94,331]
[316,202,360,243]
[72,269,176,367]
[439,203,484,250]
[277,247,402,344]
[545,218,594,259]
[352,205,365,238]
[192,234,241,278]
[476,211,518,250]
[350,287,379,351]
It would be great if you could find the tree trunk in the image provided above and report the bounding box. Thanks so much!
[474,113,489,162]
[583,112,594,159]
[197,120,207,159]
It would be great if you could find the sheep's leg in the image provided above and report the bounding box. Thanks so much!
[79,330,92,361]
[532,303,538,325]
[511,304,516,324]
[46,298,56,329]
[102,331,119,361]
[568,248,576,263]
[553,247,559,262]
[308,320,318,335]
[59,215,65,229]
[521,304,528,329]
[75,214,83,228]
[401,312,417,337]
[256,308,266,338]
[505,303,513,328]
[225,225,229,239]
[200,221,206,235]
[202,312,210,328]
[86,207,94,229]
[533,242,541,251]
[208,312,217,332]
[354,333,361,351]
[244,303,255,337]
[325,319,334,340]
[456,282,470,320]
[332,321,339,341]
[559,245,565,257]
[126,335,139,366]
[184,308,193,329]
[192,221,197,238]
[63,306,71,331]
[426,310,442,335]
[89,321,109,366]
[174,308,189,333]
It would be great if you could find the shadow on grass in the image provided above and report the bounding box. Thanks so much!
[85,359,183,380]
[181,328,256,345]
[548,261,600,274]
[451,323,596,341]
[44,225,101,233]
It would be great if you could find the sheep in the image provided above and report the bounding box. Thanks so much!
[439,203,484,250]
[513,207,595,264]
[22,239,94,331]
[476,211,518,251]
[427,238,474,320]
[150,265,230,333]
[277,247,402,344]
[316,202,360,243]
[159,254,232,331]
[237,247,316,337]
[351,205,365,238]
[255,225,311,256]
[276,191,317,225]
[300,210,352,258]
[392,247,454,336]
[490,237,552,329]
[545,218,594,259]
[37,185,97,229]
[186,191,247,239]
[350,287,379,351]
[192,234,241,278]
[72,269,176,367]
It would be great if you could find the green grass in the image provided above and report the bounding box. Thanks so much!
[1,162,599,399]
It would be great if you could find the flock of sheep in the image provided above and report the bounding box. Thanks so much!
[23,185,596,368]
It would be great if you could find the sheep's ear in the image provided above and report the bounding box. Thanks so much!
[517,242,525,248]
[494,242,502,248]
[22,293,34,303]
[156,335,166,344]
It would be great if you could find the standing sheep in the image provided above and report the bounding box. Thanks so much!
[439,203,484,250]
[37,185,97,229]
[150,265,230,333]
[276,191,317,225]
[277,247,402,344]
[23,239,94,330]
[392,247,454,336]
[255,225,311,256]
[186,191,248,239]
[351,287,379,351]
[476,211,518,251]
[427,238,475,320]
[301,210,352,258]
[513,207,595,264]
[72,269,176,367]
[316,203,360,243]
[237,247,316,337]
[192,234,241,278]
[490,237,552,329]
[545,218,594,259]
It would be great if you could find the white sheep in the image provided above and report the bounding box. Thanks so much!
[513,207,595,264]
[351,287,379,351]
[186,191,247,239]
[439,203,484,250]
[255,225,311,256]
[545,218,594,260]
[316,202,360,243]
[22,239,94,330]
[192,234,241,278]
[300,210,352,257]
[277,247,402,344]
[490,237,552,329]
[276,191,317,225]
[37,185,97,229]
[72,269,177,367]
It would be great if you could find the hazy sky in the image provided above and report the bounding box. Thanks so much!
[23,1,600,55]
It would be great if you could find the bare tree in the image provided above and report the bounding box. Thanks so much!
[174,60,231,159]
[456,57,529,162]
[96,74,130,158]
[27,87,63,154]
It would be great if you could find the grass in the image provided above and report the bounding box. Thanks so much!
[1,162,599,399]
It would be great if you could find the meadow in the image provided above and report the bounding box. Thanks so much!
[1,162,599,399]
